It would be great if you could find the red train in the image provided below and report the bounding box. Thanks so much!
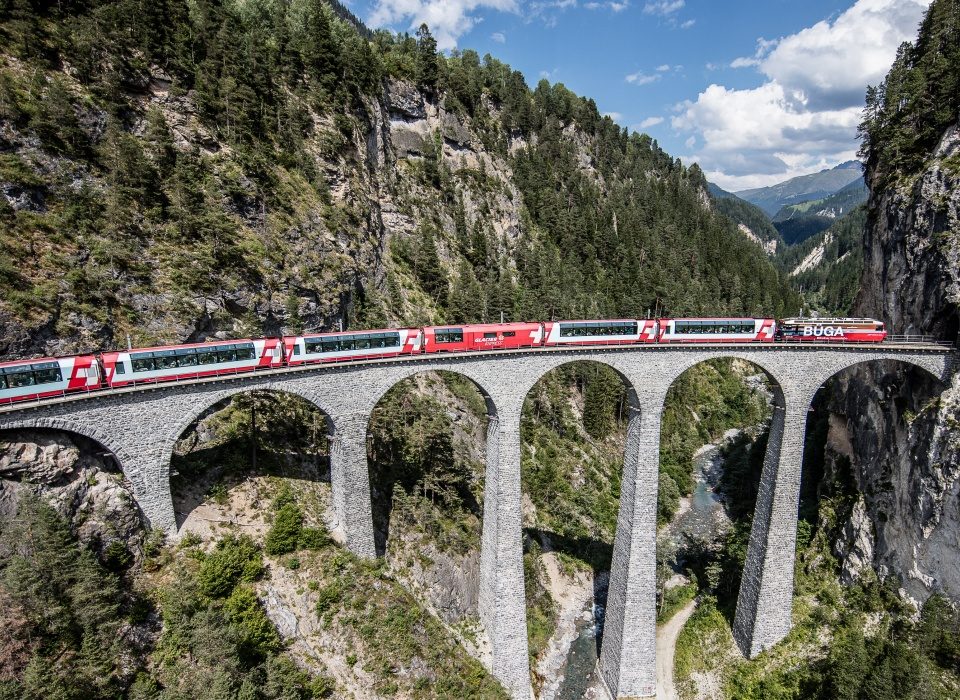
[0,317,886,404]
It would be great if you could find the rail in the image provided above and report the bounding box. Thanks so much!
[0,338,954,413]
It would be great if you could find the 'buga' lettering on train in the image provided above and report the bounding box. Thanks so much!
[802,325,844,337]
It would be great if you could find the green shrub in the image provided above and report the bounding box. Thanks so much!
[197,535,265,598]
[299,527,329,550]
[265,503,304,555]
[224,584,282,657]
[315,581,344,617]
[310,675,337,698]
[208,483,229,505]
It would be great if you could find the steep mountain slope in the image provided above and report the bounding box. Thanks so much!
[707,185,783,255]
[735,161,864,216]
[774,205,865,315]
[0,1,797,360]
[773,178,868,222]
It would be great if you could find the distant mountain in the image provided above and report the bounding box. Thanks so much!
[735,161,865,217]
[706,184,784,255]
[770,177,868,247]
[773,179,868,222]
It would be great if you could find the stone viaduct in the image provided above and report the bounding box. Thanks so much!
[0,344,953,699]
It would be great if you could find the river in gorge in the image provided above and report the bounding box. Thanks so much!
[549,433,737,700]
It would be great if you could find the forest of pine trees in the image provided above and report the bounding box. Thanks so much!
[858,0,960,185]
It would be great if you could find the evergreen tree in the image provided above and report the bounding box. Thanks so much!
[412,227,446,303]
[415,23,440,94]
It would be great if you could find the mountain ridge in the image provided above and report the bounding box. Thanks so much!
[735,160,864,216]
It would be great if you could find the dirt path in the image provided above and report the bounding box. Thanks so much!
[656,600,697,700]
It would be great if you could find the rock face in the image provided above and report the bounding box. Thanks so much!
[0,431,145,558]
[830,123,960,603]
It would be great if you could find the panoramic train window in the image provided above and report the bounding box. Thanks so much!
[435,328,464,343]
[559,321,638,337]
[197,350,217,365]
[483,332,497,338]
[304,333,401,354]
[131,355,154,372]
[32,364,63,384]
[5,371,35,387]
[177,350,199,367]
[674,320,756,334]
[130,343,257,371]
[0,362,62,387]
[504,331,516,337]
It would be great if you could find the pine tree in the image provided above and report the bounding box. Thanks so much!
[412,227,446,302]
[416,23,440,94]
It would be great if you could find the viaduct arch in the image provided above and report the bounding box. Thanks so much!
[0,345,952,699]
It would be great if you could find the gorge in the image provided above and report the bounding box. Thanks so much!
[1,1,960,699]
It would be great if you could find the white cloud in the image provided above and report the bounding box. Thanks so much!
[528,0,578,26]
[643,0,683,16]
[368,0,519,50]
[656,64,671,72]
[626,70,661,85]
[583,1,630,11]
[637,116,664,129]
[673,0,932,189]
[491,31,506,42]
[762,0,930,110]
[604,111,624,121]
[680,18,695,28]
[730,37,777,70]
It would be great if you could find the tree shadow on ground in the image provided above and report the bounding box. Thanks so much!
[171,442,329,529]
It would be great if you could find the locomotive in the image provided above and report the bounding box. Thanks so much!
[0,317,886,405]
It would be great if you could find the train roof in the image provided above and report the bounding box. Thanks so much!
[424,322,541,330]
[287,327,420,339]
[0,354,92,369]
[780,317,881,324]
[103,338,267,355]
[549,318,644,324]
[661,317,772,321]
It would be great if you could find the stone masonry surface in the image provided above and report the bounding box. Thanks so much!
[0,345,952,698]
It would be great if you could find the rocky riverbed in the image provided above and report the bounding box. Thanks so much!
[545,431,740,699]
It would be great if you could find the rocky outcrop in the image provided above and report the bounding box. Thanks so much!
[830,123,960,603]
[833,496,875,584]
[0,62,534,358]
[0,431,145,559]
[737,223,779,255]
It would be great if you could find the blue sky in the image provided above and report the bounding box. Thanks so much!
[352,0,931,191]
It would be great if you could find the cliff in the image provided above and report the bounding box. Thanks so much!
[829,121,960,602]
